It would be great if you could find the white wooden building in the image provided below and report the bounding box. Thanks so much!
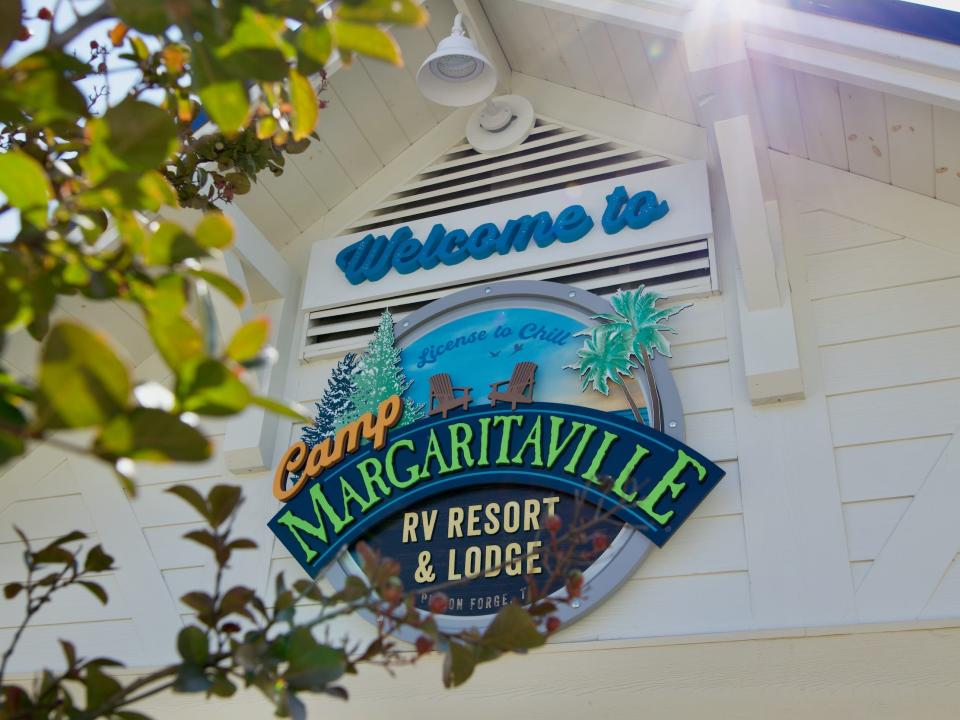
[5,0,960,716]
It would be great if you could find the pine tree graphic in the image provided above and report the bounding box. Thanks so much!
[301,352,358,448]
[337,309,424,430]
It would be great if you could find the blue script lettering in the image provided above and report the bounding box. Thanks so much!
[334,188,669,285]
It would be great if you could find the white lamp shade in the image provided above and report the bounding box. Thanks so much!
[416,33,497,107]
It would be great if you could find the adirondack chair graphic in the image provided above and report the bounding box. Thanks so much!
[427,373,473,418]
[488,362,537,410]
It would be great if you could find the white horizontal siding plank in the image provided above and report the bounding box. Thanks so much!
[828,378,960,447]
[851,560,872,590]
[605,25,662,114]
[329,68,409,165]
[560,572,752,641]
[425,0,459,49]
[805,238,960,300]
[480,0,537,77]
[695,461,741,518]
[133,436,227,485]
[0,495,95,543]
[162,566,209,609]
[640,33,697,124]
[797,210,901,255]
[0,620,142,674]
[233,182,299,248]
[857,430,960,621]
[674,362,733,414]
[885,94,935,197]
[813,277,960,346]
[574,18,632,106]
[19,459,78,501]
[920,554,960,619]
[0,574,128,627]
[843,497,911,562]
[685,410,737,462]
[821,326,960,396]
[637,515,747,579]
[669,294,725,345]
[541,8,604,96]
[261,162,327,232]
[359,55,437,144]
[132,476,236,528]
[392,24,452,122]
[933,104,960,206]
[290,138,354,210]
[838,83,890,183]
[751,60,807,157]
[667,339,729,370]
[795,72,849,170]
[144,522,209,569]
[510,3,573,87]
[60,297,153,366]
[837,436,950,503]
[314,86,382,186]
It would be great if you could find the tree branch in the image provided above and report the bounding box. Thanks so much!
[48,2,111,49]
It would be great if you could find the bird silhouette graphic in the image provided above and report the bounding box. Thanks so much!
[489,350,501,358]
[511,342,524,355]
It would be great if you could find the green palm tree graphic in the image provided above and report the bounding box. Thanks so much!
[567,286,690,428]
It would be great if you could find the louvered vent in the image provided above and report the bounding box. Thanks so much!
[304,117,714,360]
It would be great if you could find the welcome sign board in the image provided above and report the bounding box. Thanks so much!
[302,161,711,312]
[273,280,725,630]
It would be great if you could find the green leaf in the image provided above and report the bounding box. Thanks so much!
[85,665,122,710]
[442,641,478,688]
[288,69,317,141]
[77,580,109,605]
[296,24,332,74]
[0,1,22,57]
[177,626,209,665]
[192,44,250,134]
[226,317,270,363]
[180,591,216,624]
[0,150,52,227]
[173,663,213,693]
[219,585,255,619]
[94,408,211,462]
[186,269,244,306]
[250,395,311,423]
[49,530,87,546]
[177,359,251,416]
[482,602,545,651]
[146,313,204,371]
[36,322,131,429]
[111,0,170,34]
[208,485,242,527]
[224,171,251,194]
[167,485,209,521]
[141,220,207,266]
[0,397,26,464]
[285,627,346,691]
[0,51,87,126]
[209,672,236,698]
[217,7,291,82]
[195,213,233,250]
[3,582,22,599]
[32,545,75,565]
[336,0,428,25]
[331,21,402,66]
[81,98,178,185]
[84,545,115,573]
[79,171,178,213]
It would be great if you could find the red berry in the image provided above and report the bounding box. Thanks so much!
[545,616,561,633]
[17,26,30,41]
[221,621,241,634]
[428,592,449,614]
[591,532,609,553]
[90,40,98,49]
[544,514,562,534]
[37,7,53,20]
[415,635,434,655]
[97,62,106,73]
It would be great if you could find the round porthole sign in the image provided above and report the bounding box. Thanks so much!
[270,280,725,639]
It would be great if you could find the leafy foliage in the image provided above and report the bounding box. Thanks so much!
[0,0,427,477]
